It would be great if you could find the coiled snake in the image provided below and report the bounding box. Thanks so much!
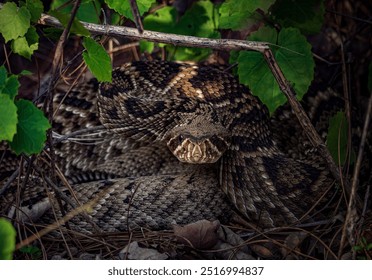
[1,61,333,232]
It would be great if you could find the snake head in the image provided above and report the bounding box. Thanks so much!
[165,113,230,164]
[167,134,229,164]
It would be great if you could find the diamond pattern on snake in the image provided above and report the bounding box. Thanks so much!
[0,61,334,233]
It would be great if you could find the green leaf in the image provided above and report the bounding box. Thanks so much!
[0,218,16,260]
[11,26,39,60]
[143,6,177,32]
[237,27,314,113]
[0,66,19,100]
[353,245,363,252]
[43,27,63,40]
[82,37,112,82]
[270,0,325,35]
[18,69,33,76]
[172,0,220,61]
[110,11,122,25]
[142,1,219,61]
[327,111,353,165]
[25,0,44,23]
[0,2,31,42]
[228,50,239,75]
[9,99,51,155]
[0,66,7,86]
[219,0,275,30]
[105,0,156,21]
[176,0,219,38]
[0,94,18,142]
[51,0,101,23]
[141,6,177,53]
[76,0,102,23]
[1,75,20,100]
[19,245,42,259]
[49,10,90,37]
[139,40,155,53]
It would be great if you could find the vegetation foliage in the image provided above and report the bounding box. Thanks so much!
[0,0,369,259]
[0,0,352,160]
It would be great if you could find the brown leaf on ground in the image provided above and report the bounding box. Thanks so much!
[212,225,255,259]
[250,244,274,259]
[120,241,168,260]
[280,232,309,257]
[173,220,220,249]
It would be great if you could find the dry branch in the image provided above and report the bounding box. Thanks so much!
[129,0,144,34]
[38,13,269,52]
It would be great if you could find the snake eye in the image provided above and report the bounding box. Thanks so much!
[178,135,184,143]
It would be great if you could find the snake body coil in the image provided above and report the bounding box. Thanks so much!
[1,61,333,232]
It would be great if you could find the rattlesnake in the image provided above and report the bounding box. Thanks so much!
[1,61,334,233]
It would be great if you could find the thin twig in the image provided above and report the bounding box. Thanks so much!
[2,44,11,72]
[15,194,102,250]
[129,0,144,34]
[326,9,372,24]
[262,49,349,194]
[336,15,353,202]
[361,185,370,220]
[338,92,372,258]
[52,125,106,144]
[0,168,20,196]
[44,0,82,109]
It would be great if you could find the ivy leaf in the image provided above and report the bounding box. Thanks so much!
[171,0,220,61]
[82,37,112,82]
[51,0,102,24]
[43,27,63,40]
[139,40,155,53]
[219,0,275,30]
[1,75,20,100]
[0,66,19,100]
[18,69,33,76]
[0,2,31,42]
[9,99,51,155]
[0,66,7,86]
[25,0,44,23]
[141,6,177,52]
[0,218,16,260]
[270,0,325,35]
[75,0,101,23]
[11,26,39,60]
[49,10,90,37]
[105,0,156,21]
[327,111,354,165]
[0,94,18,142]
[237,27,314,113]
[143,6,177,32]
[176,0,219,38]
[19,246,42,259]
[142,1,219,61]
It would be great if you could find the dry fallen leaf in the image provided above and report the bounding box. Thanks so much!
[250,244,274,259]
[213,225,254,259]
[120,241,168,260]
[280,232,308,257]
[173,220,220,249]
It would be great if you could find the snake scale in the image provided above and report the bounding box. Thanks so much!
[1,61,334,233]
